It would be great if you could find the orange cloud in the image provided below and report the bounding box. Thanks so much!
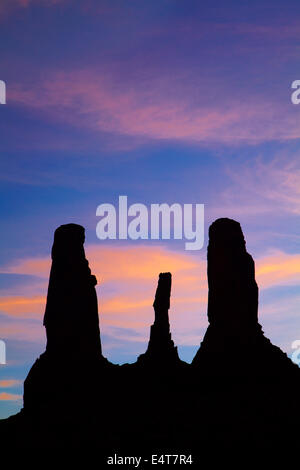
[102,296,152,315]
[86,244,199,281]
[0,296,45,319]
[3,244,299,352]
[1,257,50,278]
[0,245,206,348]
[1,245,198,280]
[0,380,21,388]
[256,250,300,289]
[0,392,22,401]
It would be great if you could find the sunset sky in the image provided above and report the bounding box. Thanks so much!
[1,0,300,418]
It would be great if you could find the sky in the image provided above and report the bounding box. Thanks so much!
[1,0,300,418]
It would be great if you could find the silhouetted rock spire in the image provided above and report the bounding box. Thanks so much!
[23,224,107,418]
[207,218,258,333]
[192,218,298,377]
[153,271,171,325]
[43,223,102,357]
[192,217,261,368]
[138,272,180,365]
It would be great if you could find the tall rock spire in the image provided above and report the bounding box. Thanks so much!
[153,271,171,327]
[138,272,180,365]
[207,218,258,335]
[192,217,261,368]
[192,218,297,376]
[43,223,102,357]
[23,224,106,416]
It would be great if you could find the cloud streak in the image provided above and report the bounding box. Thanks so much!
[9,69,300,148]
[0,296,45,319]
[256,250,300,289]
[0,380,21,388]
[0,245,206,349]
[0,392,22,401]
[224,155,300,216]
[1,243,300,353]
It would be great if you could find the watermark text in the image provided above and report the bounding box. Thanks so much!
[291,340,300,365]
[0,80,6,104]
[96,196,204,251]
[0,340,6,365]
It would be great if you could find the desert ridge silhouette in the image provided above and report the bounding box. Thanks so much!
[0,219,299,461]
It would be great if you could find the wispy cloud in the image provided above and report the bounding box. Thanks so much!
[0,296,45,319]
[0,316,45,343]
[9,69,300,148]
[0,379,21,388]
[212,154,300,220]
[0,392,22,401]
[256,250,300,289]
[234,156,300,214]
[0,245,206,350]
[1,258,50,279]
[1,242,300,354]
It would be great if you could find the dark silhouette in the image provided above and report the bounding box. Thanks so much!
[22,224,110,422]
[192,218,299,379]
[0,218,299,463]
[138,272,181,365]
[44,223,102,357]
